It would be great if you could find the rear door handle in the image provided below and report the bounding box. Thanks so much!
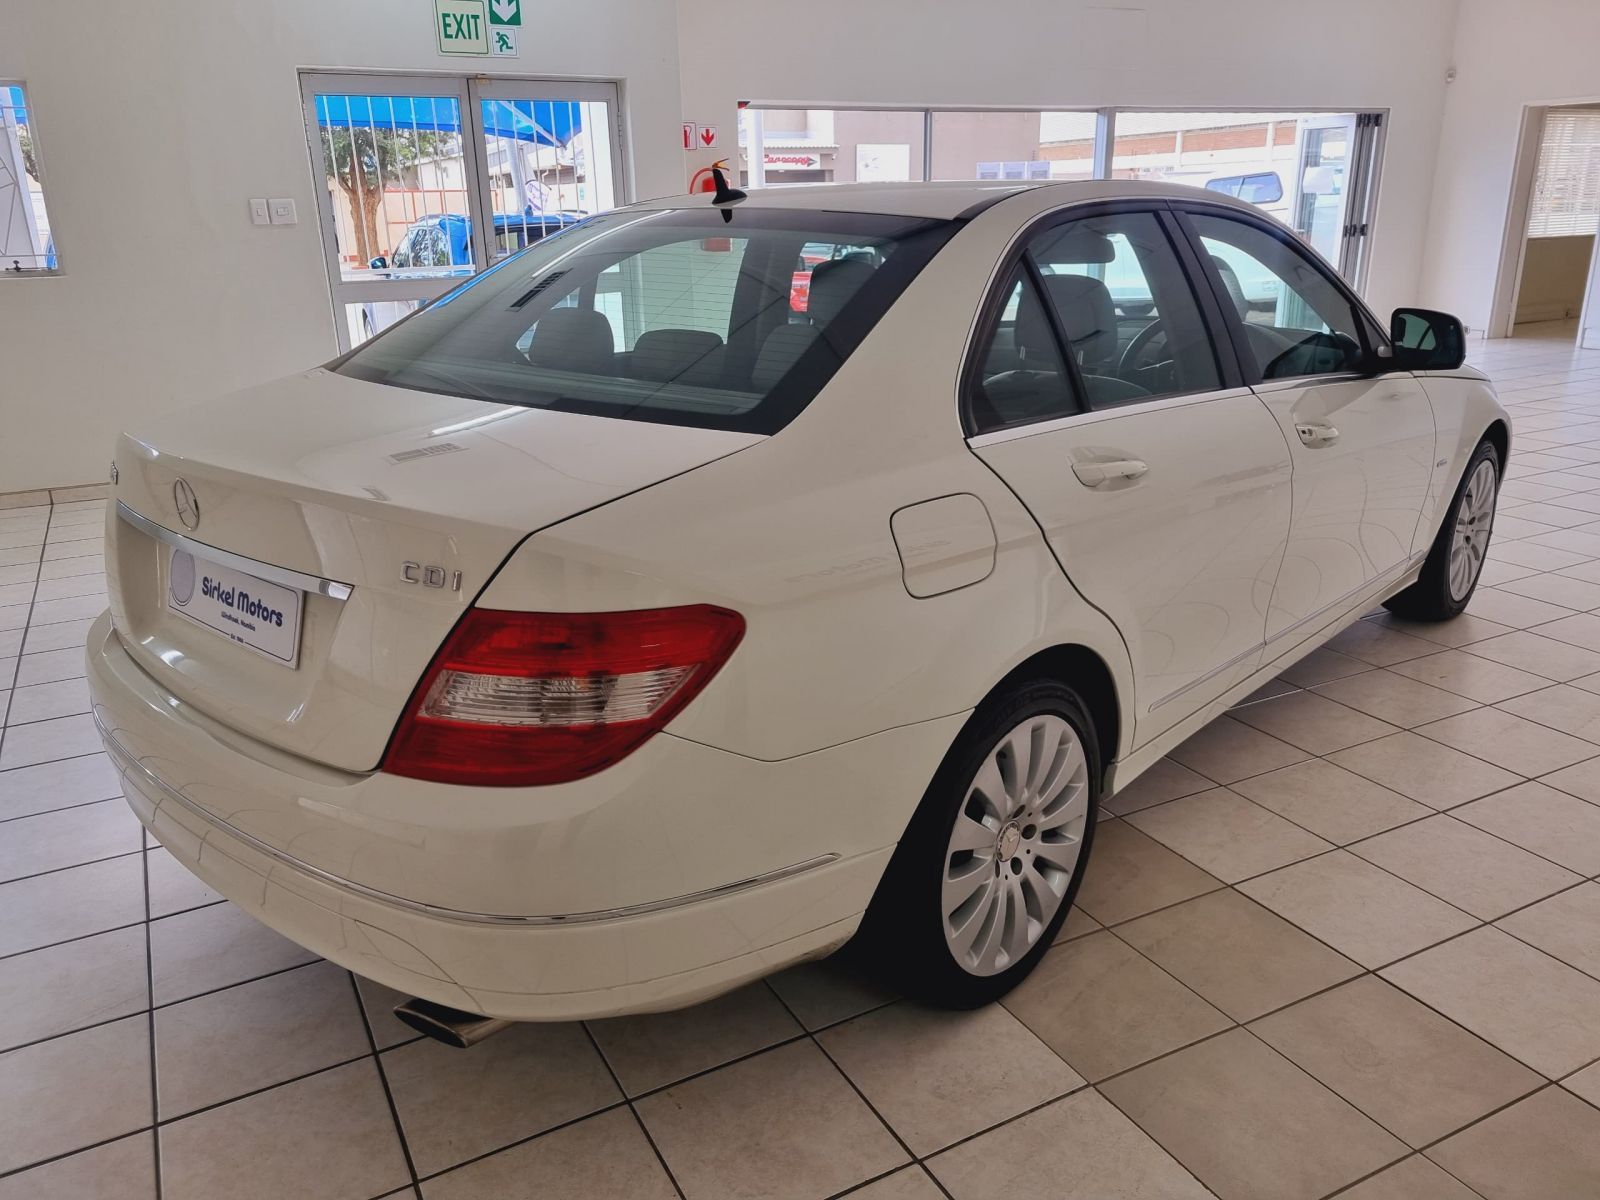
[1073,459,1148,487]
[1296,421,1340,448]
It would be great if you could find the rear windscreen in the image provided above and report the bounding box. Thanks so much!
[335,207,960,434]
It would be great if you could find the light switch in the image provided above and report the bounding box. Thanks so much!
[248,198,271,226]
[268,198,297,225]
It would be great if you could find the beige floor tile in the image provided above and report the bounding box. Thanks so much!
[0,1132,156,1200]
[4,675,90,725]
[1239,850,1477,968]
[145,847,223,918]
[1388,648,1552,703]
[765,957,897,1031]
[422,1107,677,1200]
[928,1089,1212,1200]
[1312,668,1480,727]
[1055,904,1100,942]
[1168,715,1309,783]
[1467,629,1600,681]
[1232,759,1431,844]
[1071,820,1222,925]
[22,616,97,654]
[1541,753,1600,803]
[1100,1027,1406,1200]
[1497,882,1600,977]
[1428,1087,1600,1200]
[1102,756,1211,816]
[1126,788,1332,883]
[1250,976,1541,1146]
[1485,540,1589,573]
[1565,1060,1600,1108]
[842,1167,946,1199]
[159,1059,409,1200]
[1325,620,1442,666]
[0,924,148,1052]
[0,712,102,769]
[1500,570,1600,610]
[0,1015,151,1175]
[1499,682,1600,744]
[30,571,107,602]
[149,902,318,1005]
[1375,611,1514,648]
[384,1021,619,1176]
[1533,611,1600,653]
[0,798,143,882]
[819,1001,1082,1155]
[13,646,88,687]
[1230,689,1399,754]
[1328,731,1523,809]
[355,973,426,1050]
[0,853,145,957]
[1419,707,1598,777]
[1453,781,1600,874]
[1382,927,1600,1077]
[1277,646,1374,686]
[1336,1154,1485,1200]
[636,1040,907,1200]
[589,982,800,1096]
[1118,889,1360,1022]
[1001,931,1230,1082]
[154,961,371,1118]
[1350,815,1580,920]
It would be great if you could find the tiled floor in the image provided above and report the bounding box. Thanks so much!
[6,323,1600,1198]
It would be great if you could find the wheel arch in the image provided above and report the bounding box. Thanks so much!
[992,643,1121,788]
[1484,418,1510,468]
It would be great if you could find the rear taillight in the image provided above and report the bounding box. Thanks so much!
[382,605,745,786]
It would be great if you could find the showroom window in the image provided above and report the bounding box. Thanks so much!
[738,105,1386,292]
[1527,108,1600,238]
[1,82,58,275]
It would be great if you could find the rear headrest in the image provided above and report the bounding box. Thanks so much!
[1210,254,1250,318]
[1041,273,1118,367]
[628,328,725,383]
[1035,227,1117,264]
[524,307,614,374]
[807,257,875,326]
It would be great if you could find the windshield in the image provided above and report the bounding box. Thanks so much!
[336,207,959,434]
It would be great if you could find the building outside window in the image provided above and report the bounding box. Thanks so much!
[1,82,58,275]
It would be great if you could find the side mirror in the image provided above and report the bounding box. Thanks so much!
[1390,307,1465,371]
[369,255,388,270]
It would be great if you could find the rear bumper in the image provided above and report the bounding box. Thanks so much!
[86,613,960,1019]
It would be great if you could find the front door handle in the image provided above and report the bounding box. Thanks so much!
[1296,421,1340,448]
[1073,459,1148,487]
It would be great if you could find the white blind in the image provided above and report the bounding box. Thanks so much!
[1528,109,1600,238]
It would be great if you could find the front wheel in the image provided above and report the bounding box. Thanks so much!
[858,680,1100,1008]
[1385,438,1500,621]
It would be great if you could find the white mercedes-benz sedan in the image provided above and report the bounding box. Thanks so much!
[88,178,1506,1042]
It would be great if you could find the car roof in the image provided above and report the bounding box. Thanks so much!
[629,178,1266,221]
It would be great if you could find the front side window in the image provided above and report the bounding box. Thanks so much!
[337,208,958,434]
[1187,211,1367,381]
[1027,211,1221,408]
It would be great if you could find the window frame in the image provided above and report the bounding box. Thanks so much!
[1169,201,1392,389]
[960,199,1244,437]
[1,79,61,278]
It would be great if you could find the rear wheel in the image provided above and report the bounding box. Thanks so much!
[859,679,1099,1008]
[1385,439,1500,621]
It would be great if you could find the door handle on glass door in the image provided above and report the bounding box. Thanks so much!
[1296,422,1340,447]
[1073,459,1148,487]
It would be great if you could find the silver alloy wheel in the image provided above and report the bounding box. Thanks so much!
[1449,458,1498,602]
[942,714,1090,976]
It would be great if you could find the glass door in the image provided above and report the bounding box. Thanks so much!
[302,73,622,351]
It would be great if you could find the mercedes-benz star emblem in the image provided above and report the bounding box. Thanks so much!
[173,479,201,531]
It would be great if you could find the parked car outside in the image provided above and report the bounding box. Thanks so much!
[90,179,1502,1043]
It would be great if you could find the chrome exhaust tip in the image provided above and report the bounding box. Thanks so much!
[393,998,512,1049]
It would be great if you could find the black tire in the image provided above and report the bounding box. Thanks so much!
[1384,438,1500,621]
[856,678,1101,1009]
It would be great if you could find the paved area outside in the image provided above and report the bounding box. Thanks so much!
[4,323,1600,1199]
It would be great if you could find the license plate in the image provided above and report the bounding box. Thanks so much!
[166,547,303,668]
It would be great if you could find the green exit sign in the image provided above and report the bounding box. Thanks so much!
[435,0,488,54]
[489,0,522,25]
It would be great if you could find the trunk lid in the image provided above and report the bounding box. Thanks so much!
[107,368,760,772]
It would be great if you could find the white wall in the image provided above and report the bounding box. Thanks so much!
[1419,0,1600,332]
[677,0,1459,321]
[0,0,683,493]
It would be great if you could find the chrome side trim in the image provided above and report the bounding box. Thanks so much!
[96,711,838,926]
[1147,549,1428,713]
[116,501,355,601]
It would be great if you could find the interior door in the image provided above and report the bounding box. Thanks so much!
[968,208,1292,742]
[1179,206,1436,651]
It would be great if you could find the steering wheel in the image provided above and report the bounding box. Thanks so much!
[1120,318,1168,373]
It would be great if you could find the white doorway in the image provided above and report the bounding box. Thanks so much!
[300,73,623,352]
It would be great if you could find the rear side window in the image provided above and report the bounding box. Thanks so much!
[969,267,1078,432]
[336,208,958,434]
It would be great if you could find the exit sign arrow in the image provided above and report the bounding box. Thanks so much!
[489,0,521,25]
